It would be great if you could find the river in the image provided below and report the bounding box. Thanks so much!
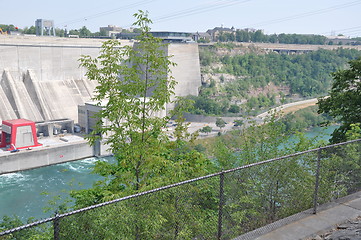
[0,125,338,222]
[0,157,106,221]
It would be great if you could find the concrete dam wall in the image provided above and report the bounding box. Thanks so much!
[0,35,201,123]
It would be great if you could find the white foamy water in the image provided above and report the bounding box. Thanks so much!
[0,156,110,221]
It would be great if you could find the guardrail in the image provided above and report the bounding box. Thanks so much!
[1,139,360,239]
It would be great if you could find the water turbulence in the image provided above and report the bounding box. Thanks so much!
[0,157,106,221]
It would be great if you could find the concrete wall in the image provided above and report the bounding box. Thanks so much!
[0,36,109,122]
[167,43,201,109]
[0,141,93,174]
[0,35,201,123]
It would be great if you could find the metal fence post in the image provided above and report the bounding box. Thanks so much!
[53,212,60,240]
[313,148,321,214]
[217,172,225,240]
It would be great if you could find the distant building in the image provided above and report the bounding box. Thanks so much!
[206,26,236,41]
[192,32,211,42]
[100,25,122,37]
[35,19,55,36]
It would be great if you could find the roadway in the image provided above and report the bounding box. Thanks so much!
[187,98,319,137]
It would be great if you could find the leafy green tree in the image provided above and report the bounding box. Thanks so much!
[200,125,212,135]
[228,104,240,113]
[345,123,361,140]
[0,215,52,239]
[318,57,361,143]
[55,28,65,37]
[68,29,79,36]
[77,10,177,200]
[68,11,215,238]
[251,30,265,42]
[22,26,36,34]
[233,119,243,127]
[0,24,18,32]
[75,10,213,204]
[79,26,91,37]
[216,117,226,131]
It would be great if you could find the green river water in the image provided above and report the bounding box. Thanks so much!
[0,125,338,221]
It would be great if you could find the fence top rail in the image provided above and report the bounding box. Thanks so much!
[1,138,360,236]
[0,216,54,236]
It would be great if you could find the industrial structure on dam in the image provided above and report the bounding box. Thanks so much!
[0,35,202,131]
[0,34,202,173]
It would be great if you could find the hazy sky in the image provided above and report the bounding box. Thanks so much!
[2,0,361,37]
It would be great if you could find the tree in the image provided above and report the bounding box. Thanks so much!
[200,126,212,135]
[216,117,226,131]
[77,10,178,200]
[74,10,213,208]
[79,26,92,37]
[68,29,79,36]
[318,57,361,143]
[233,119,243,127]
[228,104,240,113]
[55,28,65,37]
[22,26,36,34]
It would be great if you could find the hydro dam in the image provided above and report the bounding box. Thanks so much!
[0,35,202,123]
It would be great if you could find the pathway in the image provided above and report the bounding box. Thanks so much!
[235,191,361,240]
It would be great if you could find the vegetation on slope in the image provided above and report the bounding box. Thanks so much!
[318,57,361,143]
[186,45,361,116]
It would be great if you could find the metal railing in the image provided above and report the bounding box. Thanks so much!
[1,139,360,239]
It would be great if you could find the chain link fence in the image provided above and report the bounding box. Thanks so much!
[1,139,360,239]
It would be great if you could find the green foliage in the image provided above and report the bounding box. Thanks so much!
[232,29,327,45]
[213,29,330,45]
[215,117,226,130]
[186,95,224,115]
[246,94,276,110]
[318,57,361,143]
[200,125,212,134]
[77,10,177,200]
[346,123,361,140]
[68,26,93,37]
[68,29,79,36]
[197,46,361,117]
[228,104,240,113]
[64,12,215,239]
[74,10,212,206]
[203,115,328,235]
[217,48,361,97]
[0,215,52,240]
[199,46,219,66]
[22,26,36,34]
[233,119,243,127]
[0,24,18,33]
[318,141,361,203]
[79,26,92,37]
[280,105,332,133]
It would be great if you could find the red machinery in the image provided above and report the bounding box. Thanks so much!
[0,119,42,151]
